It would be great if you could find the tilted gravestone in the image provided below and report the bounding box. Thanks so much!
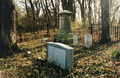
[57,10,73,42]
[84,34,92,48]
[73,33,78,46]
[47,42,74,70]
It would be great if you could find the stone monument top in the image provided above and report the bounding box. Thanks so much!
[59,10,72,15]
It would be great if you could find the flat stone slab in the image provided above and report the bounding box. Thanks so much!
[43,38,49,41]
[47,42,74,70]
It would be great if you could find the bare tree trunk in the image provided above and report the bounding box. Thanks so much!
[100,0,111,44]
[78,0,85,27]
[81,5,85,27]
[0,0,18,57]
[29,0,35,33]
[98,3,101,23]
[51,0,57,31]
[61,0,75,21]
[94,0,96,24]
[68,0,73,11]
[25,0,30,17]
[88,0,92,26]
[61,0,67,10]
[44,0,51,36]
[72,0,76,21]
[35,1,41,33]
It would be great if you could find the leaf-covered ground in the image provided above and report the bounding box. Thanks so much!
[0,28,120,78]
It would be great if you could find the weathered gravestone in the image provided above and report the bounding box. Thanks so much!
[57,10,73,42]
[73,33,78,46]
[47,42,74,70]
[84,34,92,48]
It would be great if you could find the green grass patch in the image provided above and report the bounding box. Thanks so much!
[112,49,119,57]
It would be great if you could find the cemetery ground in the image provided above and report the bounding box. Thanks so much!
[0,27,120,78]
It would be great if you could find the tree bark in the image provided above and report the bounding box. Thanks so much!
[35,1,41,33]
[94,0,96,24]
[78,0,85,26]
[61,0,75,22]
[100,0,111,44]
[72,0,76,21]
[61,0,67,10]
[51,0,57,31]
[25,0,30,17]
[88,0,91,26]
[29,0,35,33]
[0,0,18,57]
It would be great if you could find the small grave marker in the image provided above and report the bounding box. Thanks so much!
[84,34,92,48]
[73,33,78,46]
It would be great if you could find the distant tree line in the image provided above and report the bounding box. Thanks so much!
[0,0,120,57]
[15,0,120,35]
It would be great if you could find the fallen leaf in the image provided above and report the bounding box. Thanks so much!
[113,76,117,78]
[105,68,111,71]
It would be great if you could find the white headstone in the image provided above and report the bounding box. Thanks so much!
[119,42,120,54]
[73,33,78,46]
[47,42,74,70]
[84,34,92,48]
